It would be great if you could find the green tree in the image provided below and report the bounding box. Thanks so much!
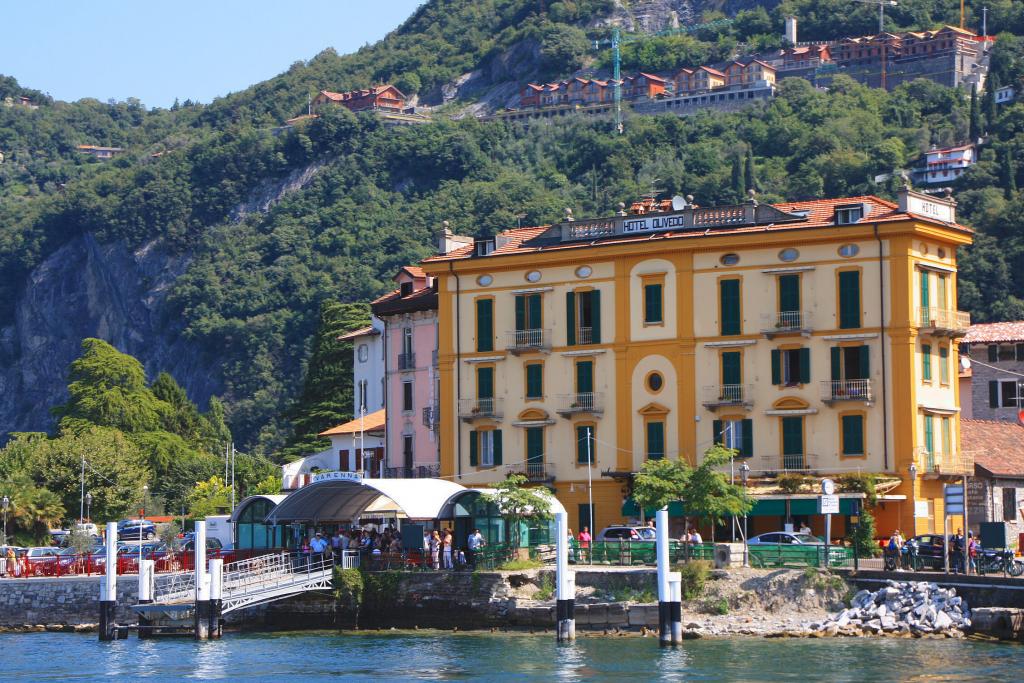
[984,73,999,134]
[851,508,879,558]
[744,145,757,194]
[0,473,65,545]
[538,23,590,72]
[482,474,553,548]
[680,445,753,542]
[632,458,690,513]
[186,476,233,518]
[969,84,981,142]
[731,154,744,202]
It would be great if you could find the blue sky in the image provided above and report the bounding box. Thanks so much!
[0,1,425,108]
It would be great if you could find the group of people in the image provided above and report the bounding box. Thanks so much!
[300,527,404,564]
[423,528,487,569]
[886,527,978,573]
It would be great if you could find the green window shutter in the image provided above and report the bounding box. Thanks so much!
[514,295,526,331]
[477,366,494,399]
[779,274,800,313]
[799,347,811,384]
[741,419,753,457]
[858,345,870,379]
[644,284,663,323]
[476,299,493,352]
[713,419,723,445]
[526,364,543,399]
[939,347,949,383]
[922,345,932,381]
[526,427,544,463]
[493,429,503,465]
[920,270,930,312]
[576,425,594,464]
[842,415,864,455]
[528,294,542,329]
[782,417,803,455]
[838,271,861,329]
[576,360,594,393]
[924,416,934,453]
[566,291,576,346]
[647,421,665,460]
[990,381,1000,408]
[941,418,951,454]
[771,349,781,385]
[722,351,741,386]
[469,430,478,466]
[988,344,998,362]
[720,279,741,335]
[830,347,841,381]
[591,290,602,344]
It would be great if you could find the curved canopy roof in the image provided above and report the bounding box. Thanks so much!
[230,494,288,523]
[265,478,467,524]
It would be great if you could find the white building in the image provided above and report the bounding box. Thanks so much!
[911,144,976,186]
[341,316,386,416]
[997,85,1015,105]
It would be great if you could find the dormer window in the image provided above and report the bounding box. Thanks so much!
[834,204,864,225]
[400,282,414,297]
[474,239,495,257]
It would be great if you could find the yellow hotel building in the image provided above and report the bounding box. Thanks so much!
[422,188,972,539]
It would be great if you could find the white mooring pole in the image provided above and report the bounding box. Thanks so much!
[194,521,210,640]
[208,558,224,640]
[656,507,674,646]
[555,511,576,641]
[137,558,155,639]
[669,570,682,644]
[98,521,119,641]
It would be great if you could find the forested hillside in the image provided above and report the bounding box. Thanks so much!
[3,0,1024,459]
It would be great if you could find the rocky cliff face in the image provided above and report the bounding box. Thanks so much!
[0,233,220,436]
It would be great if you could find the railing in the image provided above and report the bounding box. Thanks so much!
[916,308,971,336]
[397,352,416,371]
[758,453,819,473]
[916,447,975,476]
[821,379,873,403]
[458,397,503,421]
[692,206,747,226]
[505,329,551,353]
[701,384,753,409]
[556,392,604,416]
[9,547,241,579]
[422,404,439,429]
[760,310,813,335]
[505,461,554,483]
[575,326,594,345]
[565,219,617,241]
[384,464,440,479]
[748,544,853,569]
[523,541,716,567]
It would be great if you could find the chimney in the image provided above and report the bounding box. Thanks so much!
[437,220,473,255]
[785,16,798,45]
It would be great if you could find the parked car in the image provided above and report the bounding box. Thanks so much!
[748,532,824,545]
[117,519,156,541]
[180,533,223,552]
[905,534,953,571]
[74,522,100,537]
[24,546,61,576]
[595,526,657,542]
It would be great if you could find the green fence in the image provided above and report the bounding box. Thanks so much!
[748,543,853,569]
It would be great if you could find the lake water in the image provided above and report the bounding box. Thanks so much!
[5,631,1022,681]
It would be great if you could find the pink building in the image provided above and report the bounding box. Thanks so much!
[371,266,440,477]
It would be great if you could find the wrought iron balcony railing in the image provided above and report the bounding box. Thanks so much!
[458,397,503,421]
[756,453,820,474]
[915,447,974,477]
[820,379,873,403]
[505,329,551,354]
[701,384,754,409]
[397,352,416,371]
[384,464,441,479]
[916,308,970,337]
[760,310,813,337]
[555,392,604,416]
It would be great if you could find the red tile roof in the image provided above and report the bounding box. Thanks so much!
[423,195,967,264]
[400,265,426,279]
[961,419,1024,477]
[337,325,378,341]
[964,322,1024,344]
[319,409,386,436]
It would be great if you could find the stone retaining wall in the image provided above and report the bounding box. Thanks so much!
[0,577,138,627]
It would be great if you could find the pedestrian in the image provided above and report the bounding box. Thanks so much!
[430,530,441,570]
[467,528,484,567]
[950,529,965,574]
[799,522,811,535]
[442,530,454,570]
[331,530,343,558]
[689,528,703,545]
[967,531,978,574]
[886,529,903,570]
[578,526,591,563]
[310,532,328,566]
[5,547,15,578]
[567,528,576,563]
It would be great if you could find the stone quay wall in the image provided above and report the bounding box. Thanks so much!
[0,576,139,628]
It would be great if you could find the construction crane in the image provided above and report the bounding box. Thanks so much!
[592,18,734,134]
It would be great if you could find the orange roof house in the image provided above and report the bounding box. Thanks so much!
[312,85,407,114]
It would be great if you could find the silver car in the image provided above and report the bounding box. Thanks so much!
[595,526,658,542]
[748,532,823,545]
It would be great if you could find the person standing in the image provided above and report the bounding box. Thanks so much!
[467,529,484,567]
[950,529,965,574]
[578,527,592,563]
[429,530,441,570]
[310,532,328,566]
[442,530,454,570]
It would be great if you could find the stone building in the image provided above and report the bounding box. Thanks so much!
[962,321,1024,422]
[962,418,1024,545]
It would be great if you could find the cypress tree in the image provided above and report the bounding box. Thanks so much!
[984,74,999,134]
[731,154,744,202]
[1002,147,1017,200]
[744,146,757,193]
[969,85,981,143]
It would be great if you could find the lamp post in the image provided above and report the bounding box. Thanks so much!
[85,493,93,523]
[140,485,149,572]
[739,462,750,567]
[2,496,9,545]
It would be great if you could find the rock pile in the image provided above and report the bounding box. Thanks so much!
[813,581,970,637]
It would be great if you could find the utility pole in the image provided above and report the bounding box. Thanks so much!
[230,443,236,512]
[851,0,897,34]
[982,6,988,38]
[80,453,86,524]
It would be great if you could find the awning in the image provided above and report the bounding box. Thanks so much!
[622,495,862,518]
[229,495,288,523]
[266,477,467,524]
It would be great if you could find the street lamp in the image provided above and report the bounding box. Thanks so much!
[2,496,9,545]
[908,462,918,480]
[85,493,93,523]
[140,485,149,570]
[739,462,751,567]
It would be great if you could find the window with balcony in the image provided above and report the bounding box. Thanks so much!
[922,344,932,382]
[512,293,544,350]
[772,348,810,386]
[777,274,801,329]
[475,298,494,352]
[526,426,545,478]
[841,414,865,456]
[646,420,665,460]
[919,270,930,324]
[924,414,935,454]
[576,424,596,464]
[477,366,494,401]
[525,363,543,400]
[830,345,869,382]
[781,416,805,470]
[469,429,502,467]
[838,270,861,329]
[719,279,741,336]
[713,418,752,456]
[567,290,601,345]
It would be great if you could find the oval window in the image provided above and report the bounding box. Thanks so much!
[575,265,593,278]
[720,253,740,266]
[525,270,542,283]
[476,275,493,287]
[778,248,799,262]
[937,248,946,259]
[647,372,664,393]
[838,244,859,258]
[357,344,369,363]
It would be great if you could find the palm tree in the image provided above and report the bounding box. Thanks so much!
[3,475,65,545]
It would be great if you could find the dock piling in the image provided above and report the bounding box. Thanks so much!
[193,521,211,640]
[98,521,118,641]
[555,511,575,642]
[209,558,223,639]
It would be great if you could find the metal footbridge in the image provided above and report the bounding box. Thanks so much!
[150,552,335,614]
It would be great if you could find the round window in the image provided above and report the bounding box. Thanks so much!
[937,248,946,259]
[720,253,740,266]
[778,248,799,262]
[357,344,369,363]
[476,274,493,287]
[575,265,593,278]
[646,372,664,393]
[838,244,859,258]
[525,270,542,283]
[920,244,929,255]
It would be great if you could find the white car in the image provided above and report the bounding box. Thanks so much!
[747,532,823,545]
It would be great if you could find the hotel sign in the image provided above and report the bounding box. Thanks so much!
[905,193,955,223]
[621,213,691,234]
[312,471,363,484]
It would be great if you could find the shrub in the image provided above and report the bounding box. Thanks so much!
[535,574,554,601]
[710,596,729,615]
[679,560,711,600]
[837,473,879,505]
[777,473,810,493]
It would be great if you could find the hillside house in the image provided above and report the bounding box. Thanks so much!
[312,85,407,114]
[910,144,976,186]
[723,60,776,88]
[77,145,125,159]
